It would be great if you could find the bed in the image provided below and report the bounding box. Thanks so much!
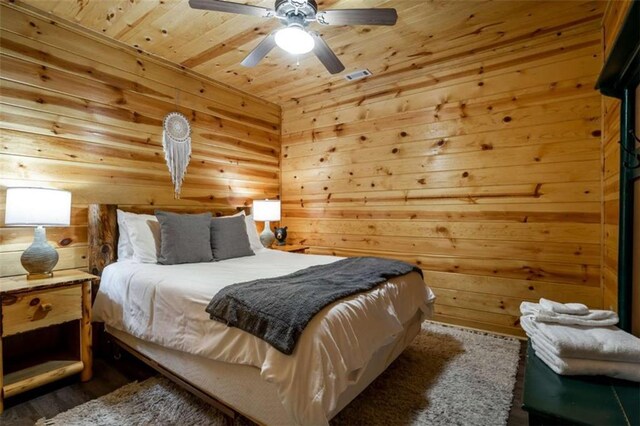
[89,204,436,425]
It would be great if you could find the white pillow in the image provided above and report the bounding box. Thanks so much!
[116,209,134,260]
[244,213,264,252]
[123,212,160,263]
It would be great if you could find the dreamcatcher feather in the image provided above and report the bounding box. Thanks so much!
[162,112,192,199]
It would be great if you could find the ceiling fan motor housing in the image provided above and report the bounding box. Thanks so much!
[275,0,318,23]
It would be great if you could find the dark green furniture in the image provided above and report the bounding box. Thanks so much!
[522,342,639,426]
[595,0,639,333]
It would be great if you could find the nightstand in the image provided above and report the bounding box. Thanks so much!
[0,270,96,412]
[271,244,309,254]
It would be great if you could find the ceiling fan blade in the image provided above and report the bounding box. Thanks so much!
[241,33,277,67]
[188,0,273,18]
[310,32,345,75]
[316,9,398,26]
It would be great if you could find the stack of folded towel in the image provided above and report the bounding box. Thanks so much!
[520,298,640,382]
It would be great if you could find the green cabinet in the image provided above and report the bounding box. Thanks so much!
[522,342,639,426]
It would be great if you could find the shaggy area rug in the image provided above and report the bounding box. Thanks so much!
[36,322,520,426]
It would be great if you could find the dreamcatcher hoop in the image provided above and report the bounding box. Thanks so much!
[162,111,192,199]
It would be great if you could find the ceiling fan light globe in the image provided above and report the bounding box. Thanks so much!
[275,27,314,55]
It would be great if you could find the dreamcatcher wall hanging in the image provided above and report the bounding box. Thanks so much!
[162,111,192,199]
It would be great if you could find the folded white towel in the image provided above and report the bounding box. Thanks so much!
[520,302,619,327]
[520,316,640,363]
[539,298,589,315]
[531,339,640,382]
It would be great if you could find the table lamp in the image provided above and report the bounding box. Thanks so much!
[253,199,281,247]
[5,187,72,279]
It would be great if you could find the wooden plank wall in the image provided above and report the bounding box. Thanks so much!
[0,3,281,277]
[600,0,633,312]
[280,3,605,336]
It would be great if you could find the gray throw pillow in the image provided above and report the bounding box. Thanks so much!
[210,215,255,261]
[155,211,213,265]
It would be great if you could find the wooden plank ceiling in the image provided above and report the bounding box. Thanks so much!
[15,0,604,105]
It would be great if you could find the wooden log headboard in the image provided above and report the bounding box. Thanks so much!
[88,205,118,276]
[87,204,251,276]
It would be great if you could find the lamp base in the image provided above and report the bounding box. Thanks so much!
[260,221,276,247]
[21,226,59,280]
[27,272,54,280]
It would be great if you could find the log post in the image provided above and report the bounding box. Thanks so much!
[88,204,117,276]
[80,280,93,381]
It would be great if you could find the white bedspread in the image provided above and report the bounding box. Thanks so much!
[93,249,435,425]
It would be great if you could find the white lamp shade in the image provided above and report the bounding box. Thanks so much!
[253,199,281,222]
[5,187,72,226]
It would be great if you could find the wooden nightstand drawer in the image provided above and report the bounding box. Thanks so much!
[2,285,82,337]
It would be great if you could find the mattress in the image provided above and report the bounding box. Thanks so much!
[93,249,435,424]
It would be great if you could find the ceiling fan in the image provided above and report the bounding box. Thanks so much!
[188,0,398,74]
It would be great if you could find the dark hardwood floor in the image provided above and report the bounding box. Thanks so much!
[0,353,155,426]
[1,341,529,425]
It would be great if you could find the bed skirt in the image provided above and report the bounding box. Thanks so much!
[106,309,425,425]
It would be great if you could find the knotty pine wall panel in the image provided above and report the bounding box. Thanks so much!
[0,3,281,277]
[281,7,605,336]
[600,0,633,311]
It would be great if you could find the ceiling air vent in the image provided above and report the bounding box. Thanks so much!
[345,69,372,81]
